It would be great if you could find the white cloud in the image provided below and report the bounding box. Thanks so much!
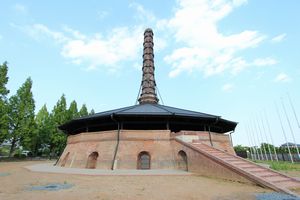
[274,73,291,82]
[23,23,144,71]
[162,0,268,77]
[13,3,28,14]
[15,0,274,77]
[230,57,276,75]
[61,27,143,71]
[63,26,87,40]
[271,33,286,43]
[22,24,69,43]
[222,83,234,92]
[15,3,168,73]
[252,57,277,66]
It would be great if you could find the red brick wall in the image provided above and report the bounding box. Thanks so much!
[57,130,236,175]
[173,131,235,154]
[115,130,175,169]
[171,140,251,184]
[58,131,117,169]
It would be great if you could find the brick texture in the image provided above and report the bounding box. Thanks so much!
[56,130,260,184]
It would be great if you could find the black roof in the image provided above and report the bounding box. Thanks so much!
[59,103,237,135]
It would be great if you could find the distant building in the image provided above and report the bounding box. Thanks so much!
[280,142,300,148]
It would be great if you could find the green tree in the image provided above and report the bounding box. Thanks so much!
[260,143,276,154]
[79,104,88,117]
[89,109,95,115]
[68,100,78,120]
[234,145,249,153]
[234,145,250,158]
[0,62,10,144]
[8,78,35,157]
[49,94,68,158]
[33,104,52,156]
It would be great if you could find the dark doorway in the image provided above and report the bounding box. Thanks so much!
[61,152,70,167]
[178,150,188,171]
[86,152,99,169]
[137,151,151,169]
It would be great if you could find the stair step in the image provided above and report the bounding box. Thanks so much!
[224,159,240,162]
[273,180,300,188]
[237,163,255,167]
[260,173,280,177]
[230,162,248,165]
[203,150,219,153]
[272,178,294,183]
[254,171,278,177]
[265,176,290,182]
[247,168,267,173]
[218,156,233,159]
[240,165,258,169]
[210,153,225,155]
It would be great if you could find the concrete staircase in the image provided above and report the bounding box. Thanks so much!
[177,139,300,196]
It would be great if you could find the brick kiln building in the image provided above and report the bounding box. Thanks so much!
[57,28,236,170]
[57,29,300,194]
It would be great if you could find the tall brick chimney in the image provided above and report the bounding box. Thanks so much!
[138,28,159,104]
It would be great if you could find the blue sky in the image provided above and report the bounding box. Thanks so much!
[0,0,299,146]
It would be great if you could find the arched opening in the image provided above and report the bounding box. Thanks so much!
[61,152,70,167]
[137,151,151,170]
[178,150,188,171]
[86,152,99,169]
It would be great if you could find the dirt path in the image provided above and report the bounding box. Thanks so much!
[0,161,270,200]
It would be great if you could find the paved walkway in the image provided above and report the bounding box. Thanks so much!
[24,162,192,176]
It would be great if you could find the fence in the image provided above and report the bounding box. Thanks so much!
[248,153,300,162]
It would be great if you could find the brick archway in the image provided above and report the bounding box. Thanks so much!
[178,150,188,171]
[137,151,151,170]
[86,152,99,169]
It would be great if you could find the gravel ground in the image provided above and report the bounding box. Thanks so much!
[0,160,272,200]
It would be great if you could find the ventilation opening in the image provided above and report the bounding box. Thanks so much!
[137,151,151,170]
[178,150,188,171]
[86,152,99,169]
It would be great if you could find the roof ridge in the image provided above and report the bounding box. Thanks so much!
[76,104,138,120]
[113,104,139,114]
[152,104,174,114]
[160,104,220,118]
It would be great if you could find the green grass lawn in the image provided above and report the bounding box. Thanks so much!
[253,160,300,171]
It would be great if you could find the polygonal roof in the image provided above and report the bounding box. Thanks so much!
[59,103,237,135]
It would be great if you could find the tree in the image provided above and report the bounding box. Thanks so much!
[33,104,52,156]
[8,78,35,157]
[68,100,78,120]
[89,109,95,115]
[0,62,10,144]
[260,143,275,154]
[49,94,68,157]
[234,145,249,158]
[79,104,88,117]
